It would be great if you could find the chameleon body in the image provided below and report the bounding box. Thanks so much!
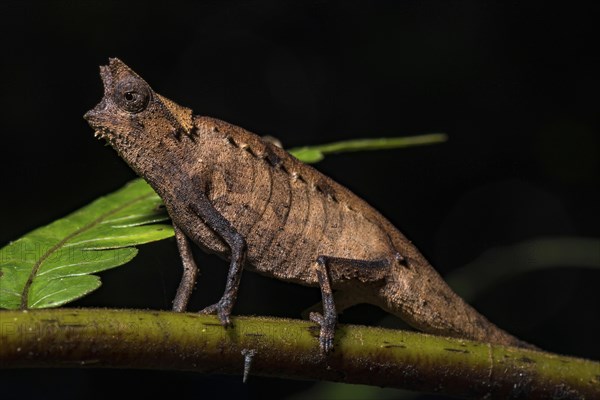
[84,58,532,352]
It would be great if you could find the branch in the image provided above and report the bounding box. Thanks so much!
[1,309,598,398]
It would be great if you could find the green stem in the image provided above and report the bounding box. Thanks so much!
[0,309,598,398]
[288,134,448,163]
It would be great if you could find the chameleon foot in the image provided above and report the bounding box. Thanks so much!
[309,311,335,353]
[200,300,233,327]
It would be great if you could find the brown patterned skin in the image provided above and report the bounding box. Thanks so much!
[84,58,533,352]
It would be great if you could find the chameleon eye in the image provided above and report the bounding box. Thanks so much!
[115,78,150,113]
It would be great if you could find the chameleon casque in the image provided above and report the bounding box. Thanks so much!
[84,58,533,352]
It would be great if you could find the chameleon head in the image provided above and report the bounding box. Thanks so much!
[84,58,194,172]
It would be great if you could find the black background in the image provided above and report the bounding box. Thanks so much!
[1,1,598,399]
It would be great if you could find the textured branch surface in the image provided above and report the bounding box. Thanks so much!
[0,309,598,399]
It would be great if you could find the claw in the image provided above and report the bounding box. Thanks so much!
[309,311,324,325]
[200,300,232,327]
[199,303,218,314]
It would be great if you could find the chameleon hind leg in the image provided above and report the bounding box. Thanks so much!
[310,255,390,353]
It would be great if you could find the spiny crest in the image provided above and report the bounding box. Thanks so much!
[157,94,194,138]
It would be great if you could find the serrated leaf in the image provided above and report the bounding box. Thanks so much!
[0,179,173,309]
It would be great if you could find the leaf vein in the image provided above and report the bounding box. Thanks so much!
[19,192,155,309]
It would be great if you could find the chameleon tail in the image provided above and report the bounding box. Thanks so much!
[378,255,537,349]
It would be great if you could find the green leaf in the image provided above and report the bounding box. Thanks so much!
[288,134,448,163]
[0,179,173,309]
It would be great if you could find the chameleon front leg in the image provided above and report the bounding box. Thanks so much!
[172,224,199,312]
[310,255,390,353]
[188,194,247,327]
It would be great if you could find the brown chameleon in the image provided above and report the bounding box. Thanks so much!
[84,58,534,352]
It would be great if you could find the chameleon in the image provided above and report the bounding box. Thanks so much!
[84,58,534,353]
